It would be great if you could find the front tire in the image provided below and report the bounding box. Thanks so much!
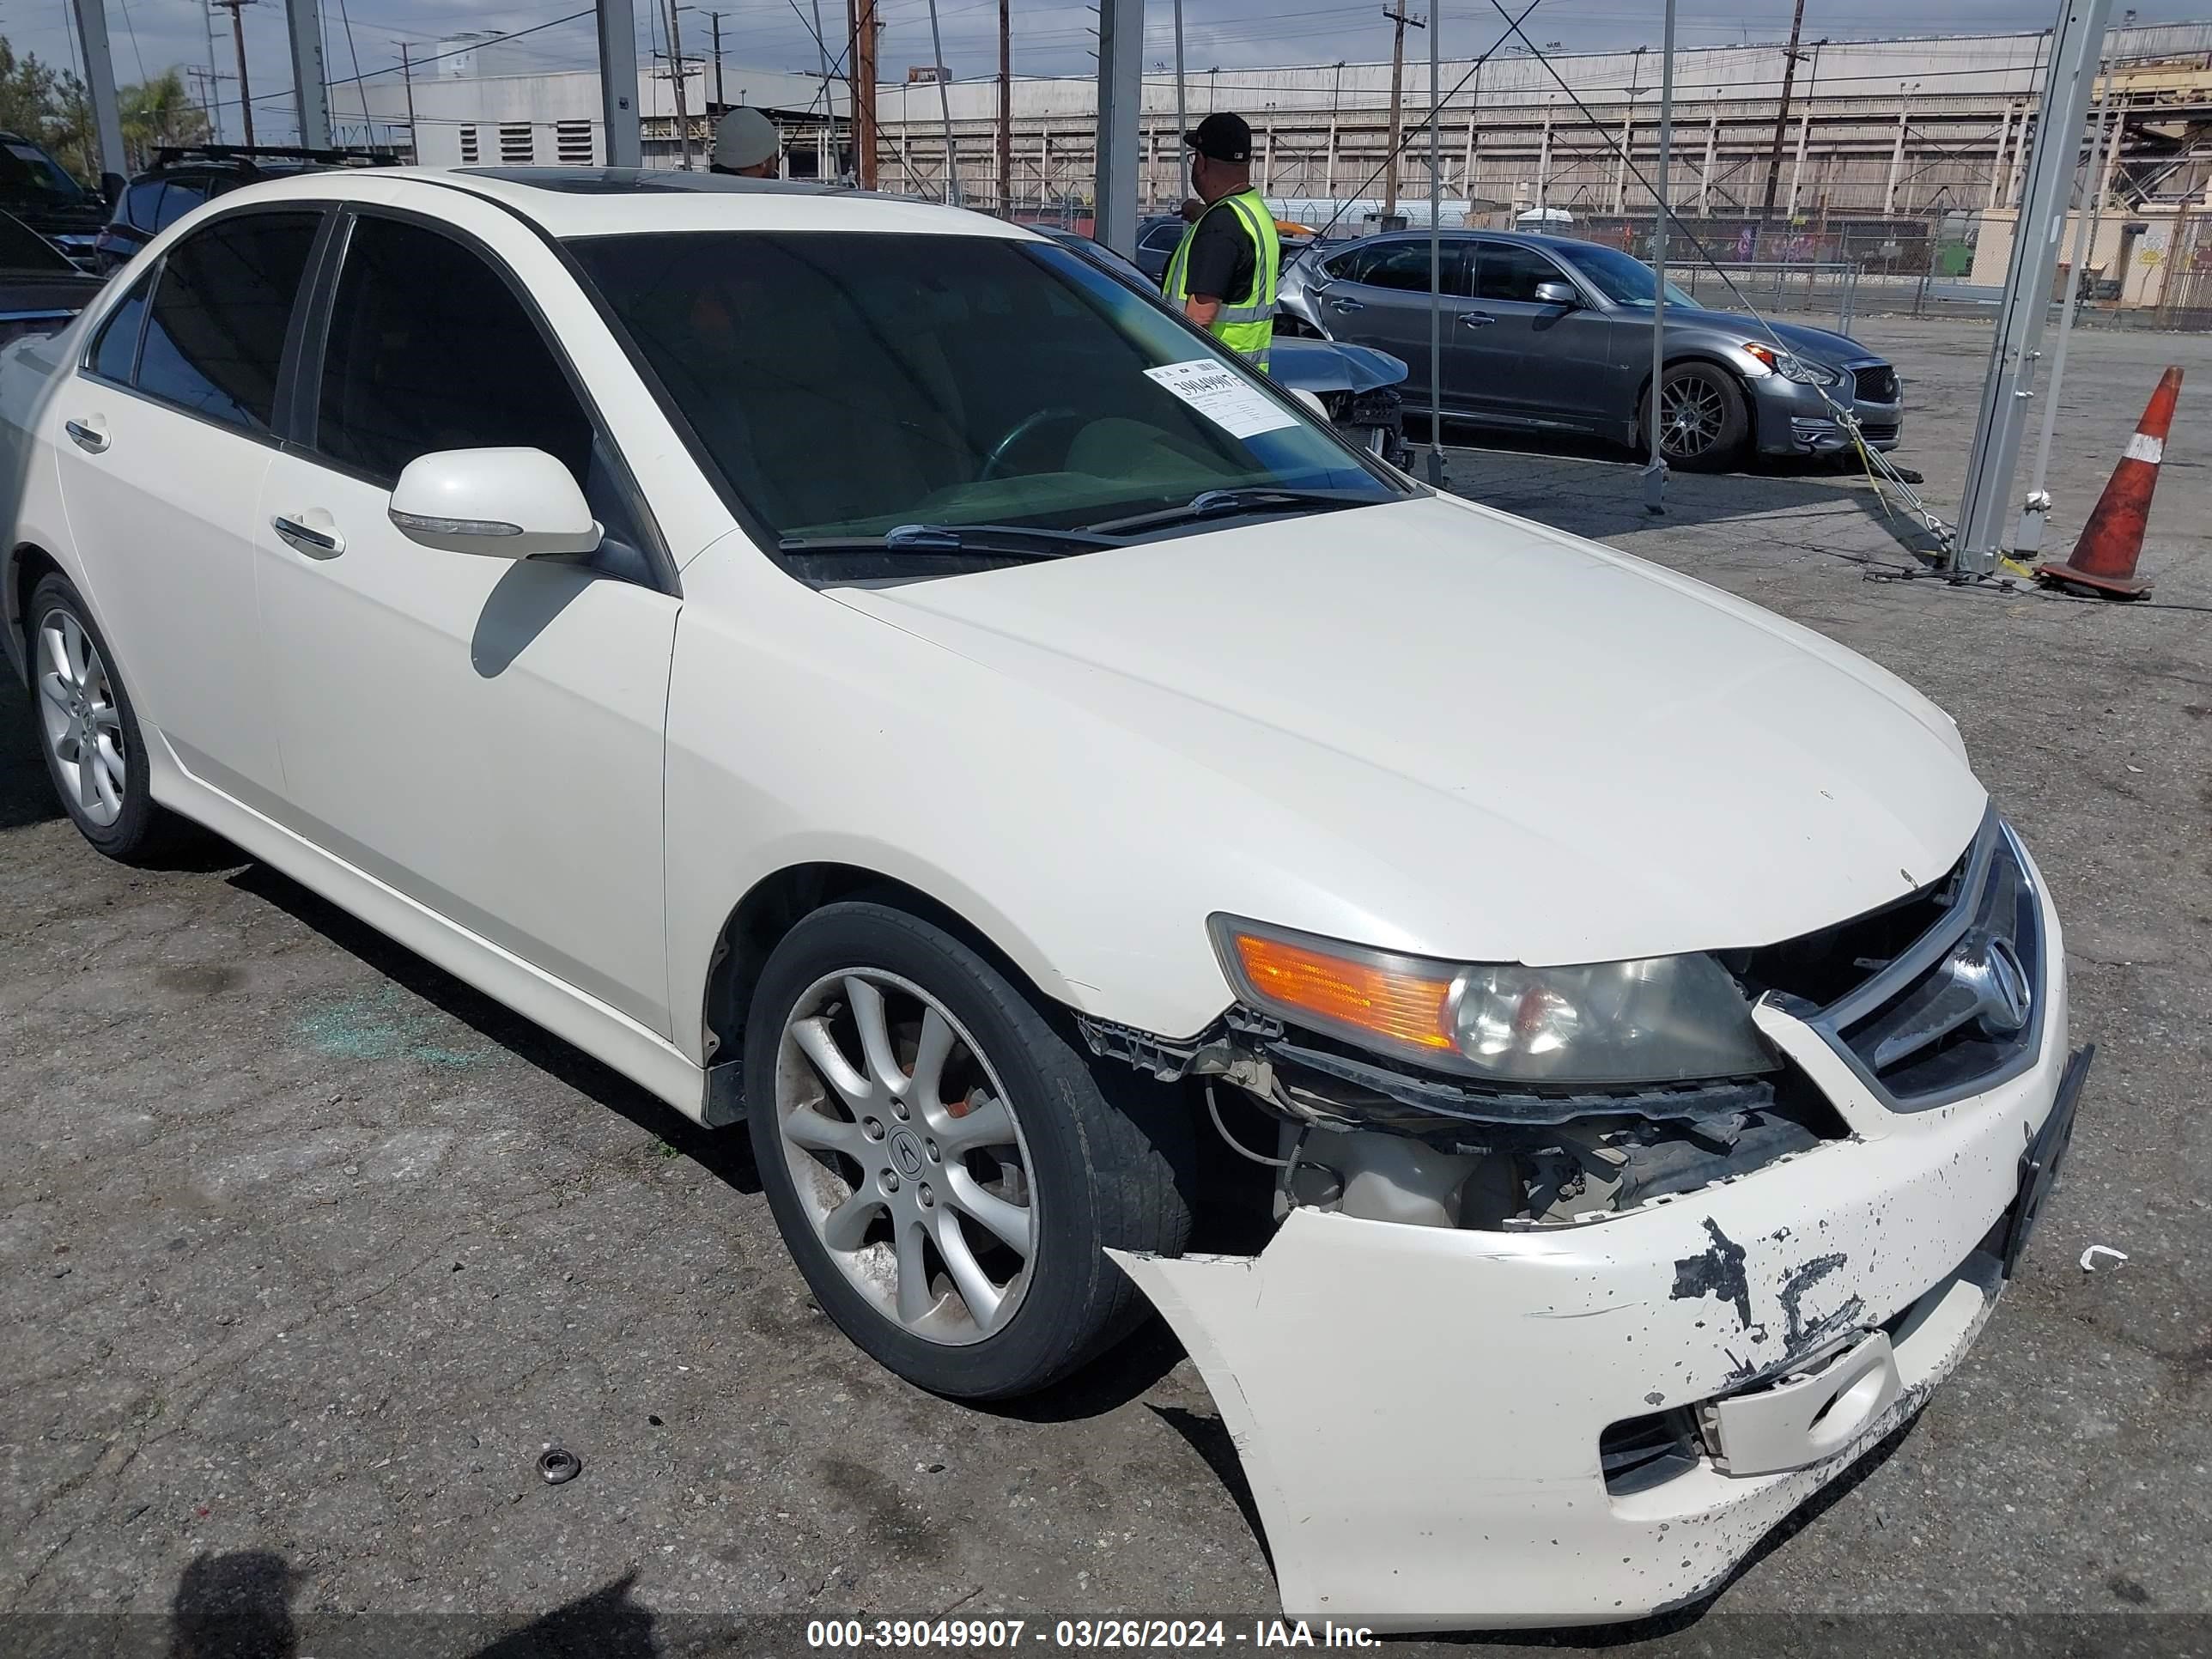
[27,573,178,862]
[1640,362,1749,471]
[744,902,1194,1400]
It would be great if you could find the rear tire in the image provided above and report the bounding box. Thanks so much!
[744,901,1194,1400]
[1639,362,1749,471]
[26,573,180,863]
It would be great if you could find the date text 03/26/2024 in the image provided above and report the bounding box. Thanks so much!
[805,1620,1380,1650]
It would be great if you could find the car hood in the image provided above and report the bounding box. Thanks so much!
[1677,308,1877,367]
[1267,339,1408,396]
[828,494,1984,965]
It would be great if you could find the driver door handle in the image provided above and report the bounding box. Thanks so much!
[64,417,108,453]
[272,511,345,559]
[1460,312,1498,328]
[1328,297,1365,313]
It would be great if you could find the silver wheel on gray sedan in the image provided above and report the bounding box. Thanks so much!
[36,608,125,827]
[774,968,1038,1345]
[1659,374,1728,459]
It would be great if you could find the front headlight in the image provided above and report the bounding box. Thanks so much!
[1742,342,1840,386]
[1210,915,1778,1086]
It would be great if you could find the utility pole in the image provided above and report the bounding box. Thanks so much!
[1759,0,1807,218]
[997,0,1011,210]
[398,42,418,157]
[848,0,880,187]
[709,11,726,107]
[1381,3,1425,221]
[669,0,693,167]
[215,0,255,148]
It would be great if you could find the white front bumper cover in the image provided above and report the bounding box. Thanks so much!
[1111,901,2077,1632]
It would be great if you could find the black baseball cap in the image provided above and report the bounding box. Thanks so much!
[1183,112,1253,163]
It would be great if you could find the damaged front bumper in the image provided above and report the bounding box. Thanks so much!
[1110,903,2081,1631]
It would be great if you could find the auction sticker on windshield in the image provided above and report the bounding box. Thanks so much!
[1144,359,1301,439]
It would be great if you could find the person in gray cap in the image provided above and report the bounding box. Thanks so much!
[711,107,782,178]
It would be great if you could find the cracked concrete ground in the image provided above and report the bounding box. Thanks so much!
[3,314,2208,1656]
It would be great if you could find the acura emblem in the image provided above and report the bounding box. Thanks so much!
[1951,934,2032,1036]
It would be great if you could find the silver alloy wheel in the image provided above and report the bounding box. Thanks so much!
[35,608,125,828]
[1659,372,1728,459]
[775,968,1038,1346]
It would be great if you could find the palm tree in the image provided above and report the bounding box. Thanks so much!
[120,70,208,169]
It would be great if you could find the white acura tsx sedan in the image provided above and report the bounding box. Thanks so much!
[0,168,2086,1630]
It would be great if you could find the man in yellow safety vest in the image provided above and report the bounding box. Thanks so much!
[1161,112,1279,374]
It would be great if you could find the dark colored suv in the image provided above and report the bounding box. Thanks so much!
[0,131,114,270]
[94,143,399,273]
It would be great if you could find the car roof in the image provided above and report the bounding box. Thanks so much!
[192,166,1036,241]
[1348,227,1603,254]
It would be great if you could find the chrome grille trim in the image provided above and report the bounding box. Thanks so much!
[1778,807,2048,1114]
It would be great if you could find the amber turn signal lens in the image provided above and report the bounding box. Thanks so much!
[1230,933,1455,1052]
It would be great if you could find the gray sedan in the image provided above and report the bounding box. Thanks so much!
[1275,229,1903,470]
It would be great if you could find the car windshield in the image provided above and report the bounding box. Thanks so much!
[1552,240,1697,309]
[0,141,86,205]
[0,209,70,270]
[567,230,1404,547]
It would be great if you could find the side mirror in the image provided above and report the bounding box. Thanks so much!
[100,172,125,208]
[1533,280,1579,307]
[387,447,602,559]
[1286,387,1330,421]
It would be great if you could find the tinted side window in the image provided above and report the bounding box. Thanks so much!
[1139,222,1182,253]
[136,212,319,431]
[154,180,210,231]
[314,216,592,487]
[122,178,165,231]
[88,274,153,382]
[1344,240,1469,296]
[1474,242,1568,303]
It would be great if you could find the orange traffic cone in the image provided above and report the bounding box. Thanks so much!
[2035,366,2181,599]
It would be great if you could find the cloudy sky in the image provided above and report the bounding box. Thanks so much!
[10,0,2205,144]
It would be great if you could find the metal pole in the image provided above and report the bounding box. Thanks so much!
[599,0,643,167]
[399,42,417,156]
[2015,84,2118,554]
[1426,0,1443,484]
[287,0,331,149]
[1173,0,1187,201]
[927,0,961,204]
[222,0,257,149]
[1644,0,1674,514]
[670,0,693,167]
[69,0,126,179]
[998,0,1012,210]
[1092,0,1144,255]
[1955,0,2113,572]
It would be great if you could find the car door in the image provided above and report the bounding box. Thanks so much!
[252,203,681,1034]
[1315,239,1473,404]
[1462,240,1632,431]
[52,206,324,801]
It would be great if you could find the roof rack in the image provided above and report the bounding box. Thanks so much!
[149,143,404,170]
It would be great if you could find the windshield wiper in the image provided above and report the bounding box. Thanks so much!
[779,521,1122,559]
[1084,487,1387,537]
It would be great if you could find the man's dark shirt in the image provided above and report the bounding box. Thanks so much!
[1182,200,1257,304]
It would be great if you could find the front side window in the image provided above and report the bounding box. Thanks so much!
[1473,242,1574,304]
[569,230,1401,546]
[1548,239,1698,309]
[135,211,319,431]
[1139,222,1183,253]
[313,215,592,486]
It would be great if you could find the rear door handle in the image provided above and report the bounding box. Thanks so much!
[271,511,345,558]
[1328,297,1365,313]
[1460,312,1498,328]
[64,417,107,453]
